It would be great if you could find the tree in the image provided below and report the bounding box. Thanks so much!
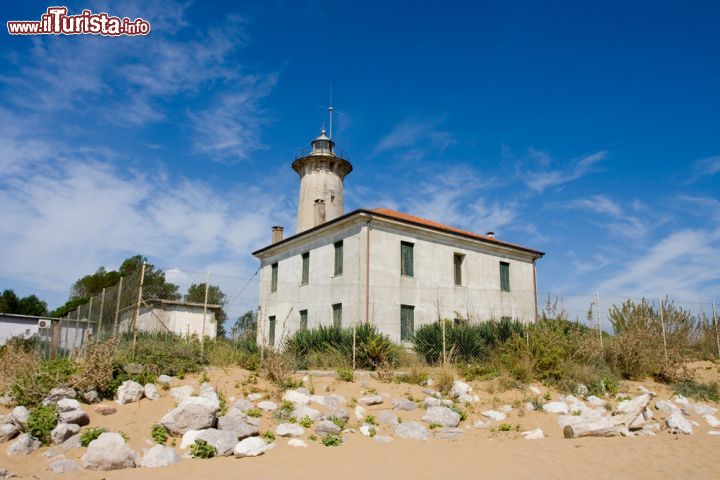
[232,310,257,339]
[69,267,121,299]
[185,283,227,337]
[120,255,180,301]
[0,289,48,316]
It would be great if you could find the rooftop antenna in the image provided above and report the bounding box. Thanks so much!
[328,83,334,139]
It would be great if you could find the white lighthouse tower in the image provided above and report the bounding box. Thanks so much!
[292,128,352,233]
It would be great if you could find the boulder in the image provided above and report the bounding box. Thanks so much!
[0,423,20,442]
[392,398,417,411]
[95,405,117,416]
[424,397,453,408]
[144,384,160,401]
[247,393,264,401]
[11,406,29,431]
[217,416,259,439]
[374,435,393,443]
[180,430,201,449]
[160,398,218,435]
[422,406,461,427]
[322,409,350,422]
[481,410,506,422]
[576,384,589,397]
[82,432,138,471]
[315,420,341,436]
[158,375,174,384]
[360,425,376,436]
[688,403,717,416]
[667,412,693,435]
[673,395,689,405]
[275,423,304,437]
[450,380,471,398]
[292,405,321,421]
[82,390,101,404]
[473,419,490,429]
[656,400,681,415]
[43,433,81,458]
[234,436,274,457]
[282,390,310,405]
[521,428,545,440]
[376,410,400,426]
[59,409,90,426]
[288,438,308,448]
[48,459,82,474]
[354,405,366,420]
[56,398,81,413]
[358,395,383,406]
[140,445,180,468]
[586,395,605,407]
[395,421,429,441]
[199,383,219,403]
[44,387,76,405]
[6,433,40,455]
[542,402,569,414]
[257,401,277,411]
[169,385,194,401]
[50,423,80,445]
[116,380,144,404]
[227,399,254,416]
[432,427,463,440]
[195,428,238,456]
[703,414,720,428]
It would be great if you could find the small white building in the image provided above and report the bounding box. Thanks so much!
[117,299,219,339]
[253,129,544,347]
[0,313,57,345]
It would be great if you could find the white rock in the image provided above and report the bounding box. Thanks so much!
[6,433,40,455]
[180,430,202,449]
[227,399,254,416]
[144,384,160,401]
[394,421,429,441]
[194,428,238,456]
[521,428,544,440]
[247,393,264,401]
[217,415,259,439]
[116,380,144,404]
[283,390,310,405]
[199,383,219,403]
[450,380,471,398]
[48,459,82,473]
[50,422,80,445]
[656,399,681,415]
[59,409,89,426]
[288,438,308,448]
[169,385,194,401]
[667,412,693,435]
[617,394,651,414]
[81,432,138,471]
[474,420,490,429]
[688,403,717,416]
[257,401,277,411]
[157,374,173,384]
[354,405,366,420]
[673,395,689,405]
[638,386,656,396]
[529,386,542,395]
[542,402,569,414]
[275,423,305,437]
[703,414,720,428]
[524,402,536,412]
[360,425,376,436]
[423,397,453,408]
[586,395,605,407]
[234,437,274,457]
[481,410,506,422]
[140,445,180,468]
[292,405,321,421]
[358,395,383,406]
[160,397,218,435]
[500,405,513,414]
[374,435,393,443]
[708,430,720,436]
[56,399,81,413]
[392,398,417,411]
[11,406,30,430]
[0,423,20,442]
[422,406,461,427]
[457,394,475,403]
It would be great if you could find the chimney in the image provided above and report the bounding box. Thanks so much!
[486,231,495,238]
[313,199,326,227]
[272,226,284,243]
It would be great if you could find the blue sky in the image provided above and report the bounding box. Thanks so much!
[1,1,719,324]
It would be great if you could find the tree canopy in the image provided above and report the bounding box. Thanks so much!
[185,283,227,337]
[0,289,49,316]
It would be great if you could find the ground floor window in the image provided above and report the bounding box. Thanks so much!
[401,305,414,341]
[299,309,308,331]
[268,316,276,346]
[332,303,342,328]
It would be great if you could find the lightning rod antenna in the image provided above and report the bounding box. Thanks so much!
[328,83,334,139]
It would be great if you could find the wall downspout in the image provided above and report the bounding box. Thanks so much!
[532,257,538,323]
[365,219,371,324]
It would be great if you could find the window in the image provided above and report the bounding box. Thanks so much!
[270,263,278,292]
[500,261,510,292]
[332,303,342,329]
[299,310,308,331]
[401,305,415,341]
[268,316,276,346]
[453,253,464,286]
[301,252,310,285]
[401,241,414,277]
[334,241,344,276]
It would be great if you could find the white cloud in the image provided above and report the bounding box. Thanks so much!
[692,156,720,179]
[373,117,455,157]
[523,150,607,192]
[559,195,650,240]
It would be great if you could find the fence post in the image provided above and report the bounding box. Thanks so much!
[87,296,94,344]
[441,318,447,366]
[713,302,720,359]
[97,287,106,342]
[113,276,123,338]
[352,322,356,370]
[131,262,147,359]
[74,308,81,354]
[658,297,668,361]
[595,292,603,354]
[201,271,210,358]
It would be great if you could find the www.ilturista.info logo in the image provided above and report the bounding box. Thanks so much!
[7,6,151,36]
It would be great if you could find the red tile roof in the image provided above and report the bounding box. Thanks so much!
[370,208,544,256]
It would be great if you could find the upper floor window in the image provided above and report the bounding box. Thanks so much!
[270,263,278,292]
[500,261,510,292]
[301,252,310,285]
[401,241,414,277]
[334,240,343,276]
[453,253,464,286]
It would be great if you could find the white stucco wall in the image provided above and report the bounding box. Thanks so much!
[118,305,217,339]
[256,213,540,346]
[0,315,39,345]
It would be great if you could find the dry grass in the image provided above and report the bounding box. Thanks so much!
[0,342,40,394]
[73,339,116,392]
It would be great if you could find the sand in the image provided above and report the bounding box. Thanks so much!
[2,363,720,479]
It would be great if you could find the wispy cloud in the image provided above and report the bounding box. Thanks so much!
[373,117,455,157]
[553,194,650,240]
[522,150,607,192]
[690,156,720,181]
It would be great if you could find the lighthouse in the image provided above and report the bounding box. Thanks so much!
[292,129,353,233]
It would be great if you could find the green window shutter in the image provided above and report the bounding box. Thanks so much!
[454,254,463,286]
[400,305,414,341]
[332,304,342,328]
[271,263,278,292]
[500,262,510,292]
[334,241,343,276]
[401,242,414,277]
[301,252,309,285]
[299,310,308,331]
[268,316,276,346]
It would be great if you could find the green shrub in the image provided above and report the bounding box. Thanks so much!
[151,424,169,444]
[261,431,275,442]
[114,332,205,376]
[328,416,347,430]
[80,427,107,447]
[27,405,58,445]
[246,408,262,418]
[428,422,442,430]
[673,379,720,402]
[457,363,497,381]
[336,368,354,382]
[364,415,377,426]
[205,338,260,370]
[11,357,77,407]
[299,416,314,428]
[321,434,343,446]
[189,439,216,459]
[499,423,512,431]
